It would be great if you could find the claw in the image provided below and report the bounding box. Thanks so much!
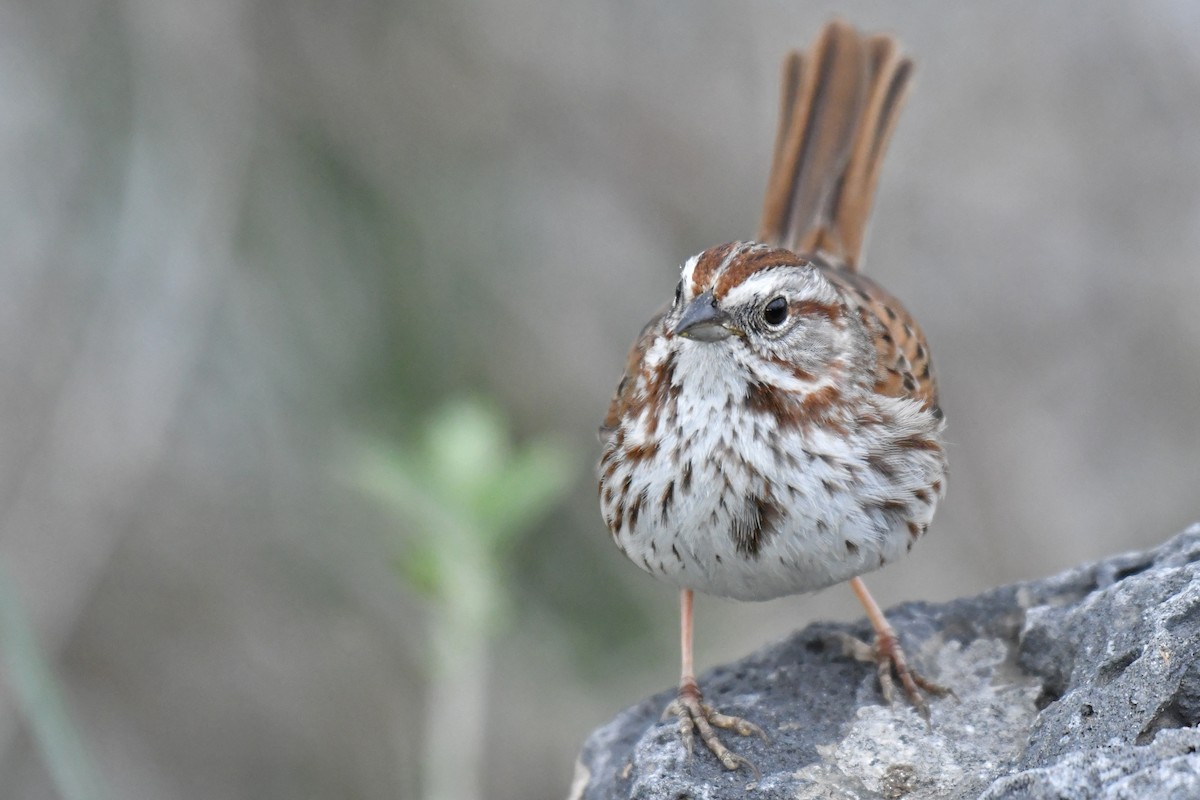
[835,629,951,722]
[663,685,762,777]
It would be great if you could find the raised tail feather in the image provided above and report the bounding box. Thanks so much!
[757,20,913,271]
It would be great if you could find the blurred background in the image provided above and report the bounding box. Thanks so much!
[1,0,1198,798]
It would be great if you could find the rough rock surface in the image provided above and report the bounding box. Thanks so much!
[571,525,1200,799]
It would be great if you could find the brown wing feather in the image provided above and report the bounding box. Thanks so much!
[601,308,667,438]
[819,265,939,411]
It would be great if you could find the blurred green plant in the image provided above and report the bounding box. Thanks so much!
[354,397,573,800]
[0,563,106,800]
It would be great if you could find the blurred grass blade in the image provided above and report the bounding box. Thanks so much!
[0,563,106,800]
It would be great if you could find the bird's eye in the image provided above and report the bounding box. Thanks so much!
[763,296,788,327]
[673,280,683,307]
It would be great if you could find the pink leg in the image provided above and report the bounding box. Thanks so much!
[663,589,765,774]
[847,577,950,719]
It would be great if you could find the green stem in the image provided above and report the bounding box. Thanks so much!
[0,563,106,800]
[422,587,490,800]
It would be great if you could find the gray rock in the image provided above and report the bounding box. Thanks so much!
[571,524,1200,799]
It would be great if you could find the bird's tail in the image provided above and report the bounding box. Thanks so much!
[757,20,913,271]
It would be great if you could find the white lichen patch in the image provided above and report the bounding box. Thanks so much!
[780,639,1041,799]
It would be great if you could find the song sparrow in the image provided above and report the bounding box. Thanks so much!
[598,21,947,772]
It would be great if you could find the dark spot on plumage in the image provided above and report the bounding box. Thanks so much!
[845,540,860,555]
[867,451,896,479]
[682,461,693,493]
[821,479,837,494]
[603,486,613,504]
[745,381,793,421]
[612,513,623,534]
[625,441,658,462]
[915,343,926,359]
[875,499,908,515]
[857,411,884,426]
[641,555,653,572]
[629,491,648,528]
[931,480,943,494]
[884,306,897,320]
[880,331,893,344]
[914,489,930,504]
[639,355,677,437]
[897,435,940,452]
[671,543,682,562]
[649,540,657,554]
[856,287,871,302]
[733,495,782,558]
[931,405,943,420]
[902,373,917,391]
[907,521,921,541]
[920,362,931,379]
[660,482,675,522]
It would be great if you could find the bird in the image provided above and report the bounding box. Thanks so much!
[598,19,947,772]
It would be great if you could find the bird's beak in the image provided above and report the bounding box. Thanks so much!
[673,291,740,341]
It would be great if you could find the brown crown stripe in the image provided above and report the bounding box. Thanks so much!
[713,247,808,299]
[689,242,738,294]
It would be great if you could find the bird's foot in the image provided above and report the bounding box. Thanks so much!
[836,628,953,721]
[662,680,766,776]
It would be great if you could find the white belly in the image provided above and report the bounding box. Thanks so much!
[599,375,943,601]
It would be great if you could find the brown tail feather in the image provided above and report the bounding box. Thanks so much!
[757,21,913,271]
